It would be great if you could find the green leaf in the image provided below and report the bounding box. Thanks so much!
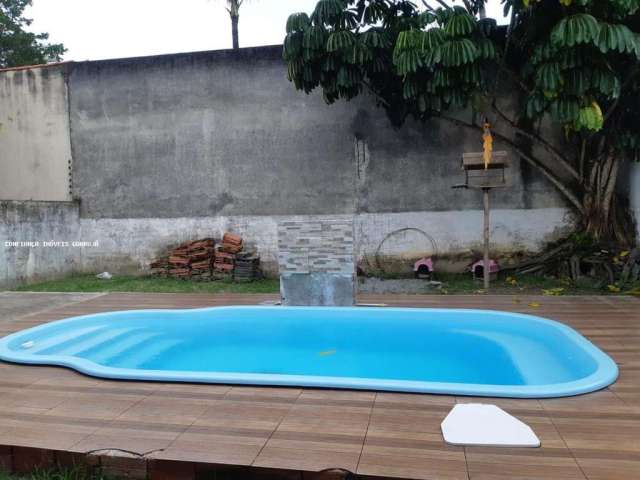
[348,40,372,65]
[327,30,355,52]
[421,28,446,51]
[362,1,389,23]
[433,69,453,88]
[591,69,621,98]
[478,17,497,36]
[336,65,359,87]
[526,93,547,118]
[303,26,327,50]
[286,13,310,33]
[476,38,497,60]
[403,77,418,99]
[439,39,478,67]
[394,50,423,75]
[597,23,638,54]
[283,32,303,60]
[460,64,481,83]
[551,14,600,48]
[550,97,580,123]
[535,62,562,91]
[443,11,476,37]
[395,30,422,51]
[564,69,591,95]
[311,0,346,25]
[322,55,338,72]
[360,29,390,49]
[609,0,640,15]
[393,30,426,73]
[575,102,604,131]
[286,58,304,82]
[530,42,558,65]
[418,11,437,28]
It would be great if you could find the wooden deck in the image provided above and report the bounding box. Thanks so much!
[0,292,639,480]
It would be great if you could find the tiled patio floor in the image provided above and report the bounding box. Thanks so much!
[0,292,639,479]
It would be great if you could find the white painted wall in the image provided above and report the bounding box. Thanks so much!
[1,202,575,287]
[0,66,72,201]
[74,208,573,276]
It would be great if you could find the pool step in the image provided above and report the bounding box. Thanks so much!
[29,325,107,355]
[86,331,161,364]
[63,328,143,358]
[94,336,183,368]
[52,328,135,356]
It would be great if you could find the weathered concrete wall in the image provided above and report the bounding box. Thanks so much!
[52,208,568,278]
[0,66,72,201]
[0,46,593,287]
[0,201,80,288]
[68,46,565,219]
[0,202,570,288]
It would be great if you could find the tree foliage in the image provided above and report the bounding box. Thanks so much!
[0,0,65,68]
[283,0,640,243]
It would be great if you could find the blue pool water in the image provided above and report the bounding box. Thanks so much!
[0,307,617,398]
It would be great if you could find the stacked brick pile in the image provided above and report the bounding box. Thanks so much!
[150,233,261,281]
[234,253,261,282]
[214,233,242,274]
[150,238,216,279]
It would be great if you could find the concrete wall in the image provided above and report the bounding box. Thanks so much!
[0,66,72,202]
[0,46,585,286]
[68,46,564,219]
[0,201,80,288]
[52,208,570,277]
[0,205,573,288]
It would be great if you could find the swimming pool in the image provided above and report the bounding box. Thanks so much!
[0,306,617,398]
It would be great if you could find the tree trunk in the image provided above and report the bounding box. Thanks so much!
[231,15,239,49]
[581,155,636,246]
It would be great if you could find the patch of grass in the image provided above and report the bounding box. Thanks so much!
[432,272,640,295]
[13,273,639,296]
[0,471,22,480]
[14,274,280,294]
[0,467,107,480]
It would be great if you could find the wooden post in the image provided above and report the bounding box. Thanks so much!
[483,188,490,291]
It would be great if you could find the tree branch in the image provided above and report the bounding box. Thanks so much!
[579,138,586,182]
[604,65,639,123]
[461,0,474,14]
[432,0,452,10]
[420,0,437,11]
[361,79,390,108]
[490,102,581,181]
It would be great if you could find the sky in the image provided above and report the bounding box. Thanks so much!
[26,1,508,62]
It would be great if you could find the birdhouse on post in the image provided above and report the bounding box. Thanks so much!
[461,151,508,189]
[455,122,509,291]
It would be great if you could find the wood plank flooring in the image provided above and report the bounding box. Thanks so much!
[0,292,638,479]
